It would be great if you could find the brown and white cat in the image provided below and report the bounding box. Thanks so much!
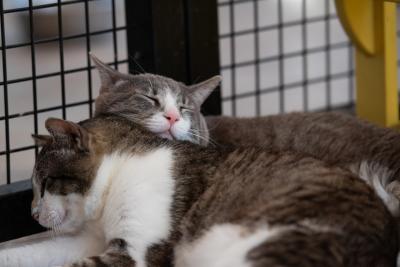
[92,54,220,146]
[0,115,397,267]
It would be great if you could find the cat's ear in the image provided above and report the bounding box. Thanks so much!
[90,53,129,93]
[188,75,221,105]
[45,118,90,152]
[31,134,53,146]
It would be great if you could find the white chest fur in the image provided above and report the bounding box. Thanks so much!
[86,148,176,267]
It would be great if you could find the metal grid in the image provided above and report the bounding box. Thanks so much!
[0,0,128,185]
[0,0,379,185]
[218,0,355,117]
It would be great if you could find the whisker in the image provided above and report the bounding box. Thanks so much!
[189,127,210,134]
[187,130,218,146]
[190,131,218,147]
[128,54,146,74]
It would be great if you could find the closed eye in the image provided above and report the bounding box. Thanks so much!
[141,94,159,105]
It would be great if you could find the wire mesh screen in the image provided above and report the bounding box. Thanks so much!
[0,0,128,185]
[218,0,354,116]
[0,0,395,186]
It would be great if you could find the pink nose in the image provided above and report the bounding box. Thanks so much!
[164,110,180,125]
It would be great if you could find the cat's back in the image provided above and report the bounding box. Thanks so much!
[207,112,380,147]
[207,112,399,166]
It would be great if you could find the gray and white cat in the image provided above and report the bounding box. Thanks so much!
[206,113,400,217]
[0,115,397,267]
[92,55,220,146]
[91,55,400,218]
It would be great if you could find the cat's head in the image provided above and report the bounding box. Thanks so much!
[92,54,220,145]
[30,118,100,234]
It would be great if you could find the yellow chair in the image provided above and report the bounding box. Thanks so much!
[335,0,399,127]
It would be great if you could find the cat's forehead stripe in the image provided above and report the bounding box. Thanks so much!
[165,90,177,109]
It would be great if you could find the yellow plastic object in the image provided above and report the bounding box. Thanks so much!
[335,0,399,127]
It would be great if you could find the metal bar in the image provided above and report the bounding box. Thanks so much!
[28,0,39,158]
[302,0,308,111]
[219,0,261,7]
[229,0,236,115]
[348,44,354,102]
[84,0,93,117]
[0,0,11,184]
[0,99,95,122]
[0,146,36,156]
[278,0,284,113]
[325,0,331,110]
[111,0,118,70]
[221,71,353,101]
[0,59,128,86]
[0,27,126,50]
[57,0,66,119]
[254,0,260,116]
[219,14,337,39]
[220,41,350,70]
[3,0,96,14]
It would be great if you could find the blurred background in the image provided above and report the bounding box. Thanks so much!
[0,0,360,185]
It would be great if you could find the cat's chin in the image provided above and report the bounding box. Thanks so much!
[48,220,83,235]
[42,214,83,235]
[159,131,175,140]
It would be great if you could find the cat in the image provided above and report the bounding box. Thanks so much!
[90,55,400,218]
[91,54,220,146]
[0,115,397,267]
[206,112,400,217]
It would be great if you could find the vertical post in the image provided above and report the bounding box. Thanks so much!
[0,0,11,184]
[125,0,156,73]
[125,0,187,80]
[356,1,398,127]
[125,0,221,115]
[335,0,399,127]
[183,0,221,115]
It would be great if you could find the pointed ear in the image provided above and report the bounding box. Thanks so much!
[45,118,90,152]
[90,53,130,93]
[188,75,221,105]
[31,134,53,146]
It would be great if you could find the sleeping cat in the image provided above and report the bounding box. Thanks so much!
[91,54,220,145]
[0,115,397,267]
[91,55,400,218]
[206,113,400,216]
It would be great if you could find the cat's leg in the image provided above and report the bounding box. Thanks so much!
[0,230,105,267]
[62,238,135,267]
